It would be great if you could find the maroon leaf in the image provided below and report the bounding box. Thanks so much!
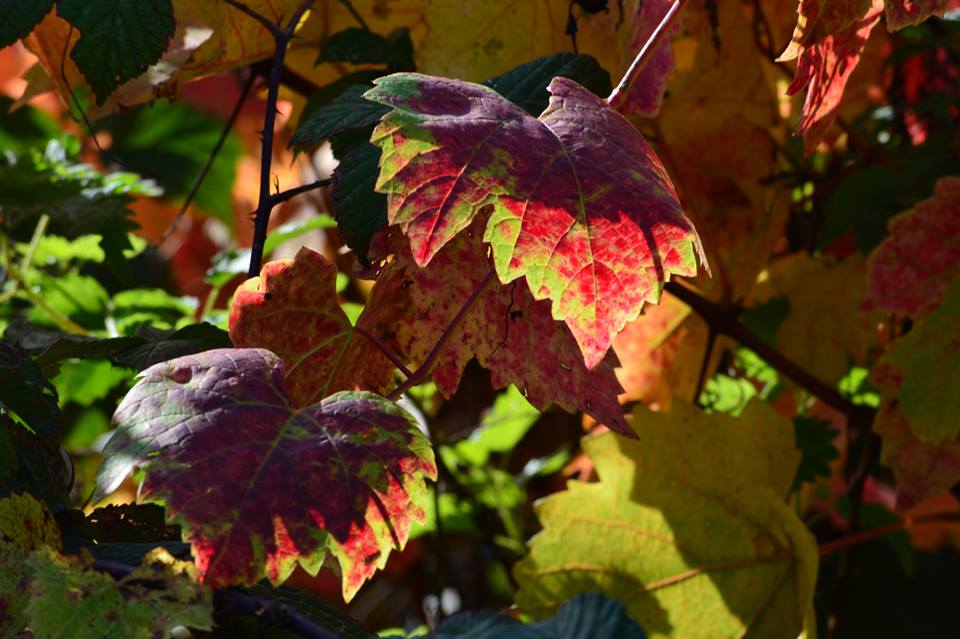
[95,348,436,600]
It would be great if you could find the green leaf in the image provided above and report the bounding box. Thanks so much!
[699,375,758,416]
[263,215,337,256]
[0,98,60,153]
[0,417,70,511]
[483,53,613,116]
[330,142,388,259]
[887,274,960,443]
[18,234,105,267]
[0,341,60,438]
[292,85,390,152]
[52,359,130,407]
[99,99,244,223]
[792,417,840,489]
[58,0,176,104]
[0,0,54,49]
[514,400,816,639]
[450,385,539,466]
[24,547,212,639]
[316,27,415,70]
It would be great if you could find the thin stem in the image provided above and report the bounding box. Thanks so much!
[268,178,332,207]
[0,214,50,303]
[818,512,960,557]
[607,0,687,109]
[246,0,318,278]
[387,267,496,400]
[353,325,413,378]
[693,326,717,405]
[160,71,256,245]
[336,0,371,31]
[10,265,90,335]
[664,280,876,430]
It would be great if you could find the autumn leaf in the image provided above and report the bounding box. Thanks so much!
[95,348,436,600]
[750,253,881,384]
[784,0,884,152]
[358,221,629,436]
[863,175,960,319]
[884,0,958,29]
[514,399,816,638]
[620,0,678,117]
[365,73,703,368]
[229,248,395,406]
[779,0,873,60]
[24,547,212,639]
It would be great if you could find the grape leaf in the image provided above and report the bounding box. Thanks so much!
[58,0,176,104]
[863,175,960,319]
[750,254,880,384]
[514,399,816,639]
[784,0,883,152]
[394,592,648,639]
[0,0,54,49]
[95,349,436,599]
[24,547,212,639]
[884,275,960,443]
[229,249,395,406]
[885,0,956,29]
[358,221,629,436]
[779,0,873,60]
[620,0,678,117]
[0,493,61,637]
[0,341,60,439]
[366,73,703,368]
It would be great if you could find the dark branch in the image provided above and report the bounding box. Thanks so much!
[245,0,318,277]
[664,280,876,430]
[336,0,371,31]
[268,178,332,207]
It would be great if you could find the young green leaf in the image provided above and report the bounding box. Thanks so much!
[96,348,436,600]
[366,73,703,367]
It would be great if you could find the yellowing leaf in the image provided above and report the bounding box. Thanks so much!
[0,492,61,553]
[752,253,881,384]
[514,399,816,639]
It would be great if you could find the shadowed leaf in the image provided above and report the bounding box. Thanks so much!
[0,0,54,49]
[95,348,436,600]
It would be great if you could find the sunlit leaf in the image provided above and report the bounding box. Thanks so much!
[514,400,815,638]
[366,73,702,367]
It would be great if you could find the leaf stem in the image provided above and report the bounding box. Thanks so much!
[664,280,876,430]
[336,0,371,31]
[818,512,960,557]
[353,325,413,378]
[243,0,318,278]
[607,0,688,110]
[268,178,332,207]
[387,267,496,400]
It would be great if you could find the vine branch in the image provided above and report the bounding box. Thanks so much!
[229,0,317,278]
[664,280,876,430]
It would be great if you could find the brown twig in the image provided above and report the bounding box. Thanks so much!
[819,512,960,557]
[232,0,318,277]
[664,279,876,430]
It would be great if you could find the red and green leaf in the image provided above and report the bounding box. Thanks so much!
[365,73,703,368]
[229,249,395,406]
[863,176,960,319]
[358,221,629,435]
[95,348,436,600]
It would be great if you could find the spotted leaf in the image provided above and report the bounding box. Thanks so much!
[365,73,703,368]
[95,348,436,600]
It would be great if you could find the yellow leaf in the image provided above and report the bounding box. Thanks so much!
[514,399,817,639]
